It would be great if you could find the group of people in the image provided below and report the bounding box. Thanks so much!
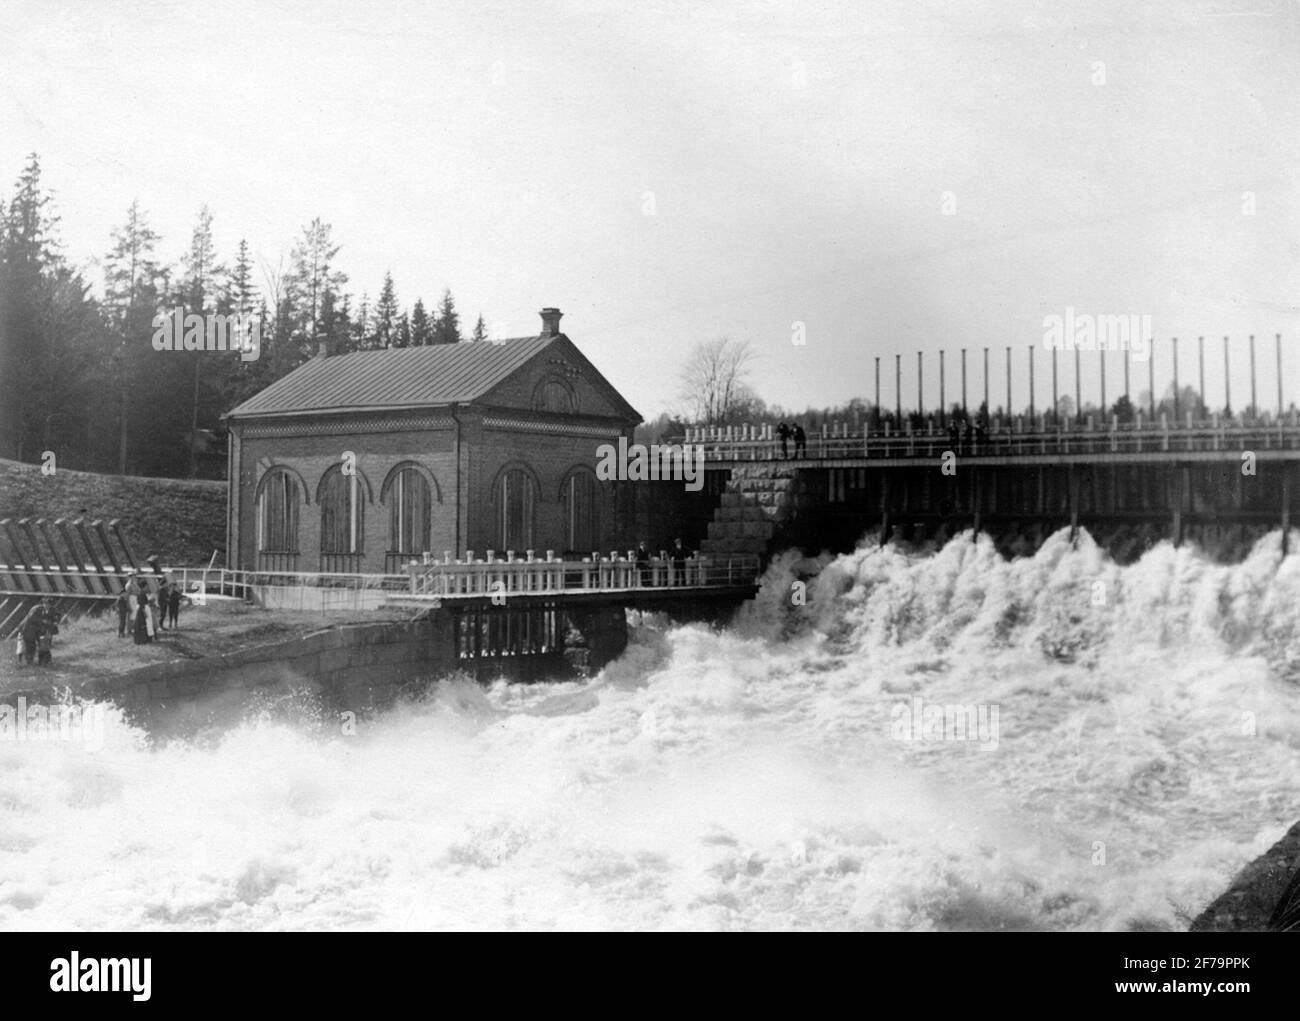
[775,422,807,459]
[634,538,693,586]
[946,418,987,454]
[15,597,60,667]
[115,575,182,645]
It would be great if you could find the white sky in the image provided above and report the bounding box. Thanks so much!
[1,0,1298,419]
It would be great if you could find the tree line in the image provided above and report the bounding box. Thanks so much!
[0,153,489,479]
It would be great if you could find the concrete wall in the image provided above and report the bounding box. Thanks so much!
[21,614,461,736]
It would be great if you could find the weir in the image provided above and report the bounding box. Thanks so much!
[680,418,1300,563]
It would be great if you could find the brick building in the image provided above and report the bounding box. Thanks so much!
[223,308,641,573]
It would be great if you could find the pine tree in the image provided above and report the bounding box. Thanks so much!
[471,313,488,343]
[103,200,166,474]
[180,206,225,476]
[410,298,432,346]
[373,272,398,349]
[225,238,258,316]
[432,288,461,344]
[286,218,346,358]
[0,153,63,459]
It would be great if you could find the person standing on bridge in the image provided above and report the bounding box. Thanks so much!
[116,585,132,638]
[133,590,153,645]
[777,422,791,459]
[35,601,58,666]
[167,584,181,629]
[670,538,692,586]
[792,423,807,458]
[156,579,170,630]
[635,541,652,586]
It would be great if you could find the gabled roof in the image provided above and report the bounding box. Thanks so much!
[226,334,636,421]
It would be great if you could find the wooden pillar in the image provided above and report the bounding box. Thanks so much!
[1171,465,1184,548]
[879,473,892,547]
[1068,467,1079,544]
[1284,463,1291,556]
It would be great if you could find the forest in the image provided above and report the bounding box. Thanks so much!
[0,154,486,479]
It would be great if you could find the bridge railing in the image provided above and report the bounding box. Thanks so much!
[406,554,761,598]
[677,413,1300,461]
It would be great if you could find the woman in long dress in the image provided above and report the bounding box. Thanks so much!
[133,592,153,644]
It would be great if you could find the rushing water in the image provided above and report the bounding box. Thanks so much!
[2,529,1299,931]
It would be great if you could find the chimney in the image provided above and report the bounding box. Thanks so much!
[539,307,563,337]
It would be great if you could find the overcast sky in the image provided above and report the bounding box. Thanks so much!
[2,0,1298,420]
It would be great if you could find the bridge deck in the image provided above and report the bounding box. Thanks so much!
[685,422,1300,466]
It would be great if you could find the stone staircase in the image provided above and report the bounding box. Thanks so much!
[698,464,801,558]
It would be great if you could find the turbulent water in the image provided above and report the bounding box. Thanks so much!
[3,529,1299,931]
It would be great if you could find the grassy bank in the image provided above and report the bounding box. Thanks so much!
[0,457,226,565]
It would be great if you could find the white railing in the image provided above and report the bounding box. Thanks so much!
[406,553,760,599]
[677,414,1300,462]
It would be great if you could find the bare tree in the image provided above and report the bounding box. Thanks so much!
[678,337,757,424]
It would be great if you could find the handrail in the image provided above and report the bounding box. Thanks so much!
[671,420,1300,461]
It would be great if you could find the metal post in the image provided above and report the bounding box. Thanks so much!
[1172,337,1179,424]
[1028,346,1035,421]
[983,347,989,419]
[1052,348,1058,425]
[874,356,880,426]
[939,350,946,425]
[895,354,901,423]
[1006,346,1012,419]
[917,351,923,419]
[1278,334,1284,418]
[1149,338,1156,419]
[1224,336,1231,416]
[1198,336,1205,422]
[1075,345,1081,425]
[1100,347,1107,419]
[1250,334,1257,421]
[961,348,967,417]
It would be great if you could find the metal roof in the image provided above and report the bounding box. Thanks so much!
[226,335,558,418]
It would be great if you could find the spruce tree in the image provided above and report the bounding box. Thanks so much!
[432,288,461,344]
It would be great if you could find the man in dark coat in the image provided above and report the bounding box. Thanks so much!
[116,586,132,637]
[776,422,790,459]
[670,538,692,586]
[156,580,170,630]
[792,423,807,458]
[168,584,181,629]
[36,602,58,666]
[634,541,652,586]
[19,602,47,665]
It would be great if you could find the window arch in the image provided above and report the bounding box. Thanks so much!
[495,465,537,551]
[256,467,302,553]
[384,465,434,558]
[533,377,576,414]
[318,464,367,556]
[560,467,600,553]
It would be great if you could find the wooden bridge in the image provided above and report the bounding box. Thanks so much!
[675,414,1300,556]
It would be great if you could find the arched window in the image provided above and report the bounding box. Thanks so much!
[319,466,365,556]
[533,378,576,414]
[561,469,599,553]
[497,467,536,551]
[257,469,300,553]
[388,467,432,557]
